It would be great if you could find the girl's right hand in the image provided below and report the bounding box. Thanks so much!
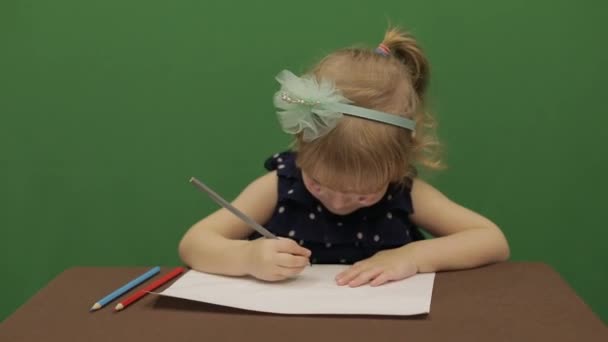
[244,237,311,281]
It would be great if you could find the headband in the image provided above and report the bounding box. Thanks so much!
[273,70,415,141]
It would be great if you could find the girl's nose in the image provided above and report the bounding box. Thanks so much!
[327,194,353,211]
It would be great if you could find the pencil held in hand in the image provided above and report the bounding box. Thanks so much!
[189,177,277,239]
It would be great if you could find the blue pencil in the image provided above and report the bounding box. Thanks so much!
[90,266,160,311]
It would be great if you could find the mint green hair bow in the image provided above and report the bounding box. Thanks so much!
[273,70,416,142]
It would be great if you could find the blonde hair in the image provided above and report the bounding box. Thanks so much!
[294,27,443,193]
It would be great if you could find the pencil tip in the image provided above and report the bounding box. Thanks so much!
[115,304,124,311]
[189,177,194,182]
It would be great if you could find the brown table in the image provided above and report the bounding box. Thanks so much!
[1,262,606,342]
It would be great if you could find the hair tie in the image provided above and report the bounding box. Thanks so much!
[374,43,391,56]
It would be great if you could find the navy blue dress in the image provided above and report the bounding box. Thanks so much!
[249,151,424,264]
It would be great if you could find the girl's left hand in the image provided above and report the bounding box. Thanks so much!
[335,248,418,287]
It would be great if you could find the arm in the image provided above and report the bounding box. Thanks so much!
[336,178,509,286]
[178,171,311,280]
[405,178,510,272]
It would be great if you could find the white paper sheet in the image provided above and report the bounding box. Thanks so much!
[158,265,435,315]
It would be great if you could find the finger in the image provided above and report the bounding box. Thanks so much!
[276,238,312,257]
[335,269,350,285]
[276,253,310,268]
[349,268,383,287]
[278,265,306,278]
[370,272,393,287]
[335,262,366,285]
[336,267,363,286]
[261,273,288,282]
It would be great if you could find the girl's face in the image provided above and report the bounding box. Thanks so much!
[302,172,388,215]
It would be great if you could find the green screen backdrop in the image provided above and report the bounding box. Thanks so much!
[1,0,606,322]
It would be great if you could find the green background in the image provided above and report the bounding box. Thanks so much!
[1,0,606,323]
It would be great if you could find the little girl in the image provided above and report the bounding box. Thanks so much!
[179,28,510,287]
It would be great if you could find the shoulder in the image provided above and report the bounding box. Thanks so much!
[409,178,454,217]
[238,170,279,200]
[410,178,441,198]
[409,178,500,236]
[264,151,317,205]
[264,151,299,178]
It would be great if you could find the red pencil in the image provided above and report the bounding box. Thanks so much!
[114,266,185,311]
